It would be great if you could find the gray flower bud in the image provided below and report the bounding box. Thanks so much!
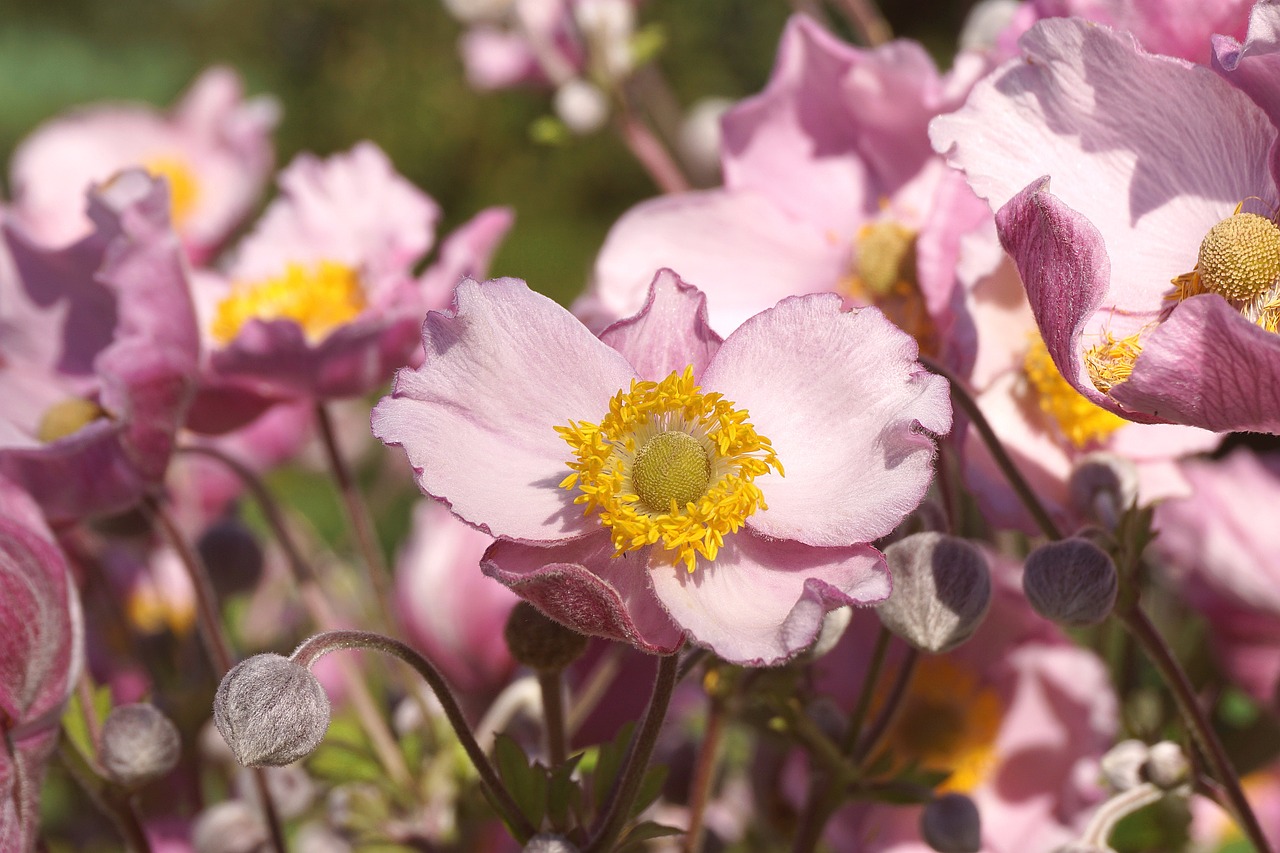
[192,801,268,853]
[99,703,181,788]
[877,533,992,653]
[1143,741,1190,790]
[1022,539,1118,626]
[920,792,981,852]
[198,519,265,598]
[1068,452,1138,528]
[214,653,331,767]
[1100,739,1149,791]
[524,834,580,853]
[504,601,589,671]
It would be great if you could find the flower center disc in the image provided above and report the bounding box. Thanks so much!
[1197,212,1280,302]
[632,431,711,513]
[211,260,367,344]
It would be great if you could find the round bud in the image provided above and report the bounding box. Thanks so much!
[504,601,589,672]
[214,653,331,767]
[1100,739,1149,791]
[524,834,580,853]
[877,533,992,653]
[554,80,609,136]
[191,801,268,853]
[1022,539,1118,626]
[198,519,265,598]
[678,97,733,185]
[1144,741,1190,790]
[1068,452,1138,528]
[920,792,981,852]
[99,703,182,788]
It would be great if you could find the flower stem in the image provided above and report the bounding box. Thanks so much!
[853,647,919,766]
[55,738,152,853]
[683,691,727,853]
[586,653,680,853]
[842,625,892,755]
[918,355,1063,540]
[1118,605,1272,852]
[313,403,394,624]
[143,496,287,853]
[615,110,691,195]
[1078,781,1167,846]
[290,630,537,843]
[835,0,893,45]
[539,669,569,767]
[177,445,413,788]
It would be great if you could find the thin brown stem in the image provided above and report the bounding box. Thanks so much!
[835,0,893,45]
[586,654,680,853]
[539,669,569,767]
[313,403,394,624]
[55,739,152,853]
[290,630,537,842]
[683,693,727,853]
[919,355,1063,540]
[841,626,892,755]
[1119,606,1271,852]
[178,445,412,787]
[853,647,919,766]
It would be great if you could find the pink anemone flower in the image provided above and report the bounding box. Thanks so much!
[0,171,199,522]
[188,142,512,432]
[9,67,278,265]
[0,477,83,849]
[582,15,992,376]
[373,269,950,665]
[930,6,1280,433]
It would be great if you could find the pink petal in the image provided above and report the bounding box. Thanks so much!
[587,188,849,334]
[597,269,722,381]
[482,532,684,655]
[701,293,951,546]
[418,206,515,312]
[372,278,638,542]
[649,532,888,666]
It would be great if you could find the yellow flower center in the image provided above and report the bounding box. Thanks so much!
[144,156,200,227]
[1170,206,1280,334]
[210,261,367,345]
[841,220,938,356]
[1023,334,1127,447]
[1083,330,1144,396]
[556,366,783,573]
[37,397,107,443]
[882,657,1003,794]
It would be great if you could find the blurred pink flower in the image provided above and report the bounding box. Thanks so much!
[9,67,278,265]
[1154,448,1280,708]
[931,6,1280,433]
[0,477,83,849]
[190,142,512,428]
[0,171,200,522]
[373,269,950,665]
[813,560,1117,851]
[584,15,991,374]
[1191,765,1280,850]
[396,499,518,695]
[991,0,1251,64]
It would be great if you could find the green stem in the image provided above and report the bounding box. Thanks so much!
[539,669,568,768]
[918,355,1063,540]
[290,630,537,843]
[1118,606,1271,852]
[585,654,680,853]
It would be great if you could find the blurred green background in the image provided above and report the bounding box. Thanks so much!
[0,0,971,305]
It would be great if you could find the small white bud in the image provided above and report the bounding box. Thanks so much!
[1144,741,1190,790]
[99,703,181,788]
[213,653,331,767]
[553,79,610,135]
[958,0,1021,52]
[1022,539,1118,626]
[524,834,580,853]
[877,533,992,653]
[678,97,733,185]
[191,801,268,853]
[1100,739,1149,791]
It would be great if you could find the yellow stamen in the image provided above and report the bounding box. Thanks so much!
[1084,331,1143,395]
[37,398,106,443]
[557,366,782,574]
[841,219,938,355]
[210,261,367,344]
[881,657,1003,794]
[144,157,200,227]
[1023,334,1127,447]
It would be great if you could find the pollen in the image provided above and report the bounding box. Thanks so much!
[841,219,938,355]
[1195,212,1280,302]
[37,397,107,443]
[210,261,367,345]
[556,366,782,574]
[1084,331,1143,395]
[1023,335,1127,447]
[144,156,200,227]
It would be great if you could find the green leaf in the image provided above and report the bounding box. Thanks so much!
[530,115,570,146]
[616,820,684,852]
[629,24,667,67]
[307,715,385,786]
[628,764,668,820]
[591,722,636,809]
[60,680,112,761]
[546,754,584,832]
[493,733,548,828]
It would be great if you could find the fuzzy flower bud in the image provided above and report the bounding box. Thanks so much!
[877,533,992,653]
[554,79,610,136]
[1100,739,1149,791]
[1143,741,1190,790]
[920,792,981,852]
[98,702,181,788]
[191,801,268,853]
[1022,538,1118,626]
[213,653,331,767]
[1068,452,1138,528]
[504,601,589,671]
